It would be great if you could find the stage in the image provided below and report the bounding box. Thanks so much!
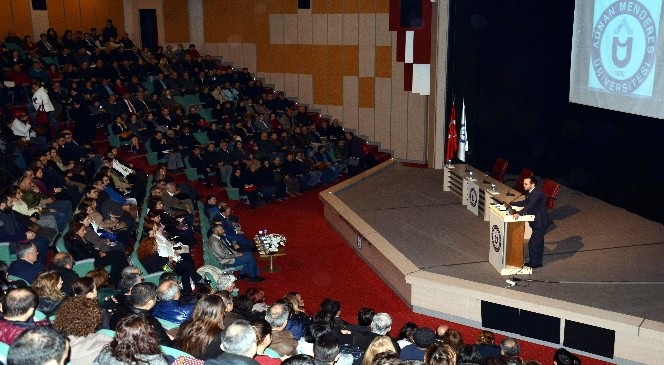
[320,160,664,364]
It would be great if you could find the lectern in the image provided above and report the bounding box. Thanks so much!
[488,204,534,275]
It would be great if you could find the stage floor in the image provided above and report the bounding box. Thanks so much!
[334,163,664,322]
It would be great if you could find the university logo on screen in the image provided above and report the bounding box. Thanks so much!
[589,0,659,97]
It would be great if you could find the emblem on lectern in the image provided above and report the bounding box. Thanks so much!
[491,225,501,252]
[469,187,478,208]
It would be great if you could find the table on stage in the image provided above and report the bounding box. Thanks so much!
[255,246,286,273]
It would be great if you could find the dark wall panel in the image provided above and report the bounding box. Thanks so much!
[564,320,615,359]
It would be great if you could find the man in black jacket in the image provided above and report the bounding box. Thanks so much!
[0,195,51,267]
[511,177,550,269]
[205,320,260,365]
[188,146,216,188]
[109,282,173,346]
[49,253,79,295]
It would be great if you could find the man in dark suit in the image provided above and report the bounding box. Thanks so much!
[188,146,215,188]
[49,253,80,295]
[511,177,550,268]
[8,242,44,284]
[35,34,58,57]
[152,72,169,96]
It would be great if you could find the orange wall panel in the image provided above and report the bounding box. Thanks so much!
[326,1,343,14]
[108,1,125,34]
[0,4,13,38]
[342,45,359,76]
[312,1,328,14]
[281,44,299,74]
[375,46,392,77]
[344,0,359,14]
[11,0,33,38]
[46,0,66,34]
[63,0,81,30]
[80,0,99,35]
[327,45,344,106]
[239,0,254,43]
[269,44,285,74]
[227,1,244,43]
[270,0,297,14]
[256,47,269,73]
[204,0,224,42]
[312,45,329,105]
[297,44,313,75]
[359,0,376,13]
[252,1,270,49]
[375,0,390,13]
[359,77,375,108]
[164,0,190,43]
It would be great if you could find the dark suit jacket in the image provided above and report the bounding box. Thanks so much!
[50,265,79,296]
[512,187,550,229]
[188,153,210,173]
[109,306,173,347]
[8,259,45,284]
[153,78,169,96]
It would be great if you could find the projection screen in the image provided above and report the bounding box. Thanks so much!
[569,0,664,119]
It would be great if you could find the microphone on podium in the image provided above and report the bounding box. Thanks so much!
[481,174,491,184]
[506,188,515,196]
[504,192,523,214]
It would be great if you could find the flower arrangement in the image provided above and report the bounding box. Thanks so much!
[254,230,286,253]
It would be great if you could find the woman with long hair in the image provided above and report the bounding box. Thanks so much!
[396,322,418,349]
[64,222,128,286]
[72,276,112,329]
[362,336,397,365]
[440,330,464,355]
[54,296,111,365]
[175,294,226,360]
[94,314,168,365]
[21,35,38,54]
[424,343,457,365]
[32,270,65,317]
[312,298,348,331]
[85,268,118,308]
[136,236,200,295]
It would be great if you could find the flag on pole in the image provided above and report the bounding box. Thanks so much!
[445,101,457,163]
[457,99,468,162]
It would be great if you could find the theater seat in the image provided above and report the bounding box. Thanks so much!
[542,178,561,209]
[515,168,535,194]
[491,158,508,183]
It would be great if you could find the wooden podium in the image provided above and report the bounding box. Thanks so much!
[488,204,534,275]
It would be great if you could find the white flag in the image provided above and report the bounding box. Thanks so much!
[457,99,469,162]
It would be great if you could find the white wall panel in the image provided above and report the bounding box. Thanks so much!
[312,14,328,45]
[297,9,312,44]
[282,14,298,44]
[374,77,392,150]
[298,74,313,106]
[269,14,283,44]
[327,15,343,45]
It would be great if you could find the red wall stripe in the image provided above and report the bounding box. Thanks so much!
[412,0,432,63]
[396,31,405,62]
[403,63,413,91]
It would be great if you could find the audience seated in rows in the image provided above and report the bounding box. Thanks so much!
[0,22,585,365]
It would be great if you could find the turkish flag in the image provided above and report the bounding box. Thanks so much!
[445,101,458,163]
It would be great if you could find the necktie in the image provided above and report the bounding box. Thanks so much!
[126,100,136,113]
